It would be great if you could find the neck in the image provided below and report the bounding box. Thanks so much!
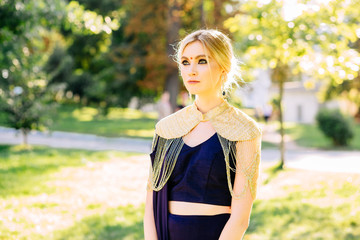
[195,94,225,114]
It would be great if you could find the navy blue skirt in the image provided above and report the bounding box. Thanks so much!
[168,213,230,240]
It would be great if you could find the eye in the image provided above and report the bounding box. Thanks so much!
[199,59,207,64]
[181,60,190,65]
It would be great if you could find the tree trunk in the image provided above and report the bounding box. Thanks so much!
[212,0,230,35]
[279,77,285,169]
[198,0,205,27]
[21,128,29,146]
[355,106,360,123]
[213,0,222,28]
[165,0,182,112]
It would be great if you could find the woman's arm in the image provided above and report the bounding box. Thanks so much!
[144,189,158,240]
[218,174,254,239]
[219,137,261,240]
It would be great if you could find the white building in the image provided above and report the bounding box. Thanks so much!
[238,69,352,124]
[270,81,319,123]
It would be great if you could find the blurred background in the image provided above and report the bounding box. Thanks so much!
[0,0,359,239]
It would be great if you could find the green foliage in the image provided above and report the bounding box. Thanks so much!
[59,1,121,106]
[44,46,74,86]
[63,1,119,35]
[316,108,354,146]
[270,95,280,113]
[0,0,68,143]
[2,0,252,112]
[77,0,124,16]
[57,0,154,108]
[226,0,360,113]
[0,46,58,143]
[107,24,151,107]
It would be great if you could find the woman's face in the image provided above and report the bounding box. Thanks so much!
[180,41,224,96]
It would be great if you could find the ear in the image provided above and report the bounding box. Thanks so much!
[219,74,225,84]
[221,71,227,81]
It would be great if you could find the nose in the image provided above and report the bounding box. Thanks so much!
[189,63,198,76]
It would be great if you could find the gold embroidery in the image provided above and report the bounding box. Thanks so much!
[148,100,262,200]
[217,135,261,199]
[155,100,261,141]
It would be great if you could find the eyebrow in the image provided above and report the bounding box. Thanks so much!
[181,55,210,60]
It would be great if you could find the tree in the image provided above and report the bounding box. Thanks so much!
[225,0,309,168]
[0,0,67,145]
[165,0,183,111]
[225,0,359,168]
[59,1,120,106]
[310,0,360,119]
[316,108,354,146]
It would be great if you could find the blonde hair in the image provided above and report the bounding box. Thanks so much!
[175,29,243,95]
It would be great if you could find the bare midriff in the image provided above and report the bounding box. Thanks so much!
[168,201,231,215]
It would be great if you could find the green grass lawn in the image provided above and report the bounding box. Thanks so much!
[261,141,278,149]
[0,104,157,139]
[1,145,359,239]
[284,122,360,150]
[49,105,158,139]
[0,145,142,240]
[246,168,360,239]
[0,145,135,198]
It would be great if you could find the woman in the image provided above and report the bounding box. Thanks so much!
[144,29,262,240]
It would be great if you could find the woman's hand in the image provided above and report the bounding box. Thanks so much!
[144,190,158,240]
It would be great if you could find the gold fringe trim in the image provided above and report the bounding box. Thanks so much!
[148,134,261,200]
[217,134,261,200]
[149,134,184,191]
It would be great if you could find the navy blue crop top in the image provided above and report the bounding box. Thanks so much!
[167,133,235,206]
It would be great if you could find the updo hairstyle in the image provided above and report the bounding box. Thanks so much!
[175,29,242,95]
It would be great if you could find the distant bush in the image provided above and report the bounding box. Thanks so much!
[316,108,354,146]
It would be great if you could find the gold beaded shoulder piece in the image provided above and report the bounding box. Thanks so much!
[149,100,262,199]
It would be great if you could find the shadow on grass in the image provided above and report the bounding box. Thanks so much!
[247,195,360,240]
[52,204,144,240]
[261,141,278,149]
[0,145,134,197]
[262,161,283,185]
[0,163,63,197]
[0,145,12,158]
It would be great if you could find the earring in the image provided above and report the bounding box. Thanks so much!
[221,74,226,97]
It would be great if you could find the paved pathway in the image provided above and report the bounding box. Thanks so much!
[0,126,152,153]
[1,126,359,174]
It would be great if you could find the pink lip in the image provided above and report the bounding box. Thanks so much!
[188,80,200,84]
